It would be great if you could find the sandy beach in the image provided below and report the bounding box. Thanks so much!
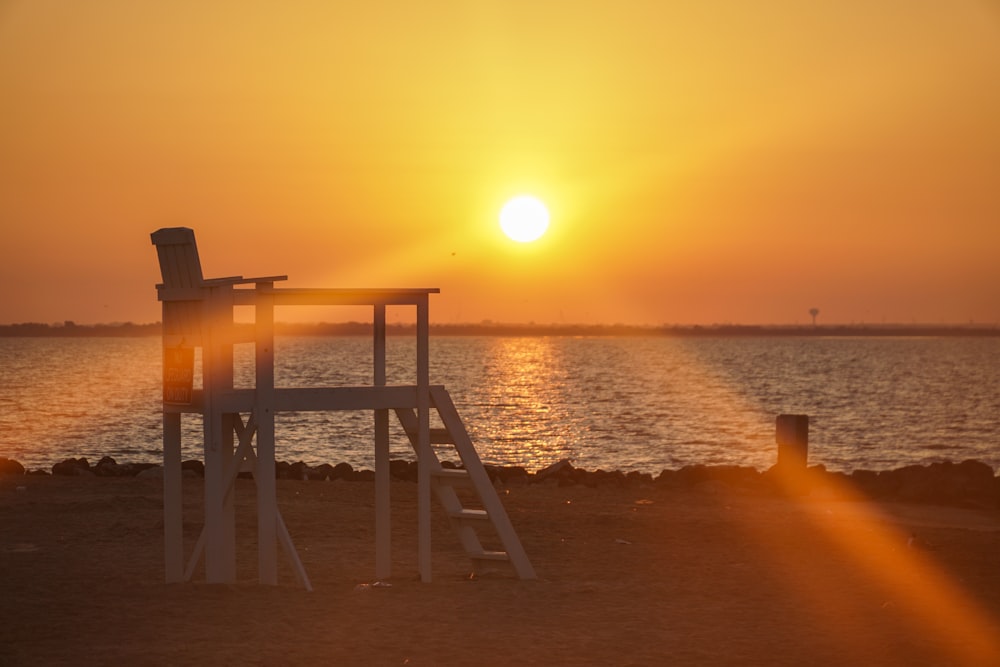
[2,473,999,666]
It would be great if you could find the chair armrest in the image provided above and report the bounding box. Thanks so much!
[201,275,246,286]
[203,275,289,286]
[242,275,289,284]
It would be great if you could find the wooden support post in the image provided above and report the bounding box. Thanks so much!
[202,293,224,582]
[416,296,432,582]
[374,304,390,580]
[163,411,183,583]
[255,285,278,585]
[776,414,809,470]
[203,287,237,583]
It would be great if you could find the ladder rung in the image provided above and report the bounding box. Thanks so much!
[449,508,489,521]
[401,426,454,444]
[470,550,509,562]
[431,468,472,484]
[429,428,454,444]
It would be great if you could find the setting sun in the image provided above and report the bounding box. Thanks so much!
[499,195,550,243]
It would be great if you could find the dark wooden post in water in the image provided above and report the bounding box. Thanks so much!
[776,414,809,469]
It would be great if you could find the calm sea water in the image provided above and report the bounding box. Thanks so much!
[1,336,998,474]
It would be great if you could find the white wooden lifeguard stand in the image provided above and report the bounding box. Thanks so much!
[151,227,534,589]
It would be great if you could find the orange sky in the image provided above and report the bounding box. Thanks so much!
[1,1,998,326]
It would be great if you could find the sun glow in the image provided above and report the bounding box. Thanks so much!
[499,195,550,243]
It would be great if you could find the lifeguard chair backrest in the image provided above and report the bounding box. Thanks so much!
[151,227,205,289]
[151,227,207,345]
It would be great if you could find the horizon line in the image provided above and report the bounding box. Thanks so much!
[2,320,998,335]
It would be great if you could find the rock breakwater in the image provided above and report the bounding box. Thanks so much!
[1,455,997,508]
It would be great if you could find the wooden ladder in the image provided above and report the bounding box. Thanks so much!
[394,385,536,579]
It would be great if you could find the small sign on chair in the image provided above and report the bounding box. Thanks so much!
[163,344,195,404]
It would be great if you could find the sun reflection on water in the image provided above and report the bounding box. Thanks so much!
[456,337,572,470]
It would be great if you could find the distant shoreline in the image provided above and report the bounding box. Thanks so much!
[2,321,999,338]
